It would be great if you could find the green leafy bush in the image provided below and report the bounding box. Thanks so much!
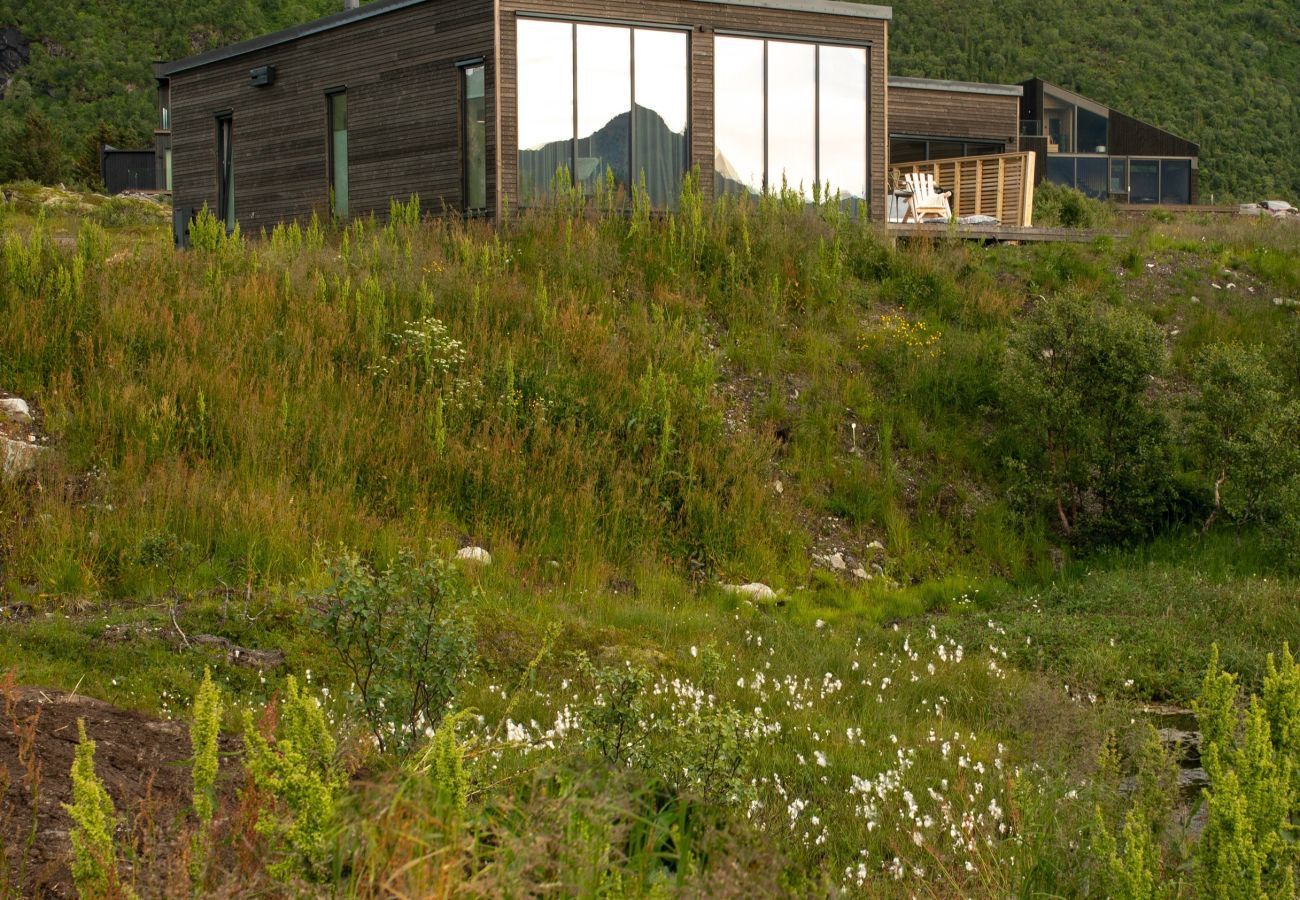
[312,551,477,756]
[1000,292,1174,545]
[1032,182,1112,230]
[1187,342,1300,530]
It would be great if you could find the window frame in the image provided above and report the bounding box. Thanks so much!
[325,87,349,220]
[457,59,488,214]
[515,14,692,206]
[215,111,234,231]
[714,32,873,204]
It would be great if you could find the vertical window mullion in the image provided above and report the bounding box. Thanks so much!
[571,23,578,184]
[629,28,636,196]
[814,45,820,194]
[762,40,769,194]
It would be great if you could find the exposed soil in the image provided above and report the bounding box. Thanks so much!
[0,679,238,897]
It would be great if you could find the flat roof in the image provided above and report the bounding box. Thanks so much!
[160,0,891,76]
[889,76,1022,98]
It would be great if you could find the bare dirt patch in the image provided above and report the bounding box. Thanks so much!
[0,677,237,897]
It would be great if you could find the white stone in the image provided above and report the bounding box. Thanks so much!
[2,437,46,479]
[722,582,776,602]
[0,397,31,424]
[772,479,784,495]
[853,567,870,580]
[865,540,885,552]
[455,546,492,566]
[828,552,847,571]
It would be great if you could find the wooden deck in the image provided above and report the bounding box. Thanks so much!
[886,222,1108,243]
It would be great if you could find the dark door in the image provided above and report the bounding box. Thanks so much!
[216,114,234,230]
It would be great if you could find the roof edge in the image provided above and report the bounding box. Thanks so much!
[698,0,892,19]
[158,0,428,77]
[889,76,1021,97]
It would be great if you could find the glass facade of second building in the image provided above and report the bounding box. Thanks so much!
[715,35,869,202]
[516,18,688,207]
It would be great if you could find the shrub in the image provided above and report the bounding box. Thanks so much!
[1033,182,1112,229]
[243,676,344,882]
[63,720,123,899]
[1001,292,1174,545]
[1187,342,1300,530]
[312,551,477,756]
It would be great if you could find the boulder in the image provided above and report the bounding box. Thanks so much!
[721,582,776,602]
[0,397,32,424]
[455,546,492,566]
[827,552,847,571]
[2,437,46,479]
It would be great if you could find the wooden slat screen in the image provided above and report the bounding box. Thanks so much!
[890,151,1036,227]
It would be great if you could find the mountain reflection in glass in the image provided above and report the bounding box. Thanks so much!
[766,41,816,194]
[517,19,574,203]
[577,25,631,191]
[517,19,688,206]
[714,36,765,196]
[634,29,688,208]
[818,45,867,201]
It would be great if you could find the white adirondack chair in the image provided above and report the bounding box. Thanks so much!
[899,172,953,223]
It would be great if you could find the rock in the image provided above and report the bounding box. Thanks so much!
[852,567,870,580]
[870,563,885,577]
[827,552,847,571]
[0,397,32,424]
[722,582,776,602]
[772,479,784,495]
[456,546,492,566]
[2,437,46,479]
[864,540,885,553]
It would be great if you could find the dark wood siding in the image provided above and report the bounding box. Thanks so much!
[888,84,1019,148]
[497,0,890,221]
[169,0,495,231]
[1108,110,1199,159]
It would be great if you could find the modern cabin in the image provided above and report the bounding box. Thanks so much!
[1018,78,1200,205]
[156,0,892,240]
[887,77,1022,164]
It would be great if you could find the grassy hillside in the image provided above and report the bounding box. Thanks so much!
[1,184,1299,894]
[1,0,1298,200]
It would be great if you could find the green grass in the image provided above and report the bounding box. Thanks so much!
[2,188,1299,895]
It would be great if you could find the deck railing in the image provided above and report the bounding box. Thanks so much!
[890,150,1037,228]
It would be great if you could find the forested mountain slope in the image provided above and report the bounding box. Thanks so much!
[0,0,1296,200]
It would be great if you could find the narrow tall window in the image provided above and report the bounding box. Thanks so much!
[164,148,173,192]
[216,114,234,230]
[328,91,349,219]
[461,64,487,211]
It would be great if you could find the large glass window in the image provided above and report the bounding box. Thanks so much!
[1043,94,1075,153]
[159,82,171,130]
[1077,157,1108,199]
[819,45,867,201]
[634,29,688,208]
[1129,160,1160,204]
[767,41,816,194]
[327,91,348,219]
[1077,107,1108,154]
[1110,158,1127,194]
[517,19,687,206]
[715,35,870,203]
[714,36,765,196]
[216,114,234,230]
[577,24,631,190]
[1045,155,1075,188]
[461,64,487,211]
[1160,159,1191,204]
[517,19,574,203]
